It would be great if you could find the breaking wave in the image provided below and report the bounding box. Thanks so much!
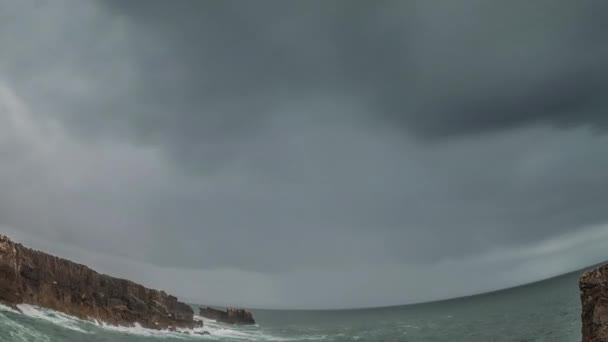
[0,304,325,341]
[0,311,50,342]
[16,304,91,334]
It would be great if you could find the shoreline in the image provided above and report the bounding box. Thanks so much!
[0,234,201,331]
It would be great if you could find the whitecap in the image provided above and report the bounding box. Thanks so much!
[5,305,321,341]
[15,304,90,334]
[199,317,328,341]
[0,311,51,342]
[5,304,215,340]
[93,321,202,339]
[0,303,21,314]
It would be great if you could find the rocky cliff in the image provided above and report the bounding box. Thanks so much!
[0,235,200,330]
[580,264,608,342]
[199,307,255,325]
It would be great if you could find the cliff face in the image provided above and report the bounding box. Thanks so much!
[580,264,608,342]
[0,235,199,330]
[199,307,255,325]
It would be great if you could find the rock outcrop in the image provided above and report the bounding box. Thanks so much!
[580,264,608,342]
[0,235,201,330]
[199,307,255,325]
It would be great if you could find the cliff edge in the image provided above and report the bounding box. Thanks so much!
[581,264,608,342]
[0,235,200,330]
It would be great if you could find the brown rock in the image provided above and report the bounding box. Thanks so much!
[580,264,608,341]
[199,306,255,325]
[0,235,199,330]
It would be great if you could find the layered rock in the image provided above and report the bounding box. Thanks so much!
[199,307,255,325]
[580,264,608,342]
[0,235,201,330]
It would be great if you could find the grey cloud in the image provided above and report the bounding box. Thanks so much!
[1,0,608,307]
[6,0,607,153]
[393,0,608,137]
[96,0,608,141]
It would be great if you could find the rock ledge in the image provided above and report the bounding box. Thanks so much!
[199,306,255,325]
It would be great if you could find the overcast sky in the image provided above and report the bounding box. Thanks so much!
[1,0,608,309]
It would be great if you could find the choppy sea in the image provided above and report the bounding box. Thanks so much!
[0,269,583,341]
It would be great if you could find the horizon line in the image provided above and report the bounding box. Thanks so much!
[189,262,598,312]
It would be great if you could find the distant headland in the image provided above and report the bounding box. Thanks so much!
[199,306,255,325]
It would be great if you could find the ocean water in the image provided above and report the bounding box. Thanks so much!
[0,269,583,342]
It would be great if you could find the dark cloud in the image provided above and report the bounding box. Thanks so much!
[1,0,608,308]
[5,1,608,151]
[97,0,608,141]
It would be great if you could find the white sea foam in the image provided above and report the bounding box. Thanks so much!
[3,304,324,341]
[92,314,272,340]
[93,319,300,341]
[0,312,51,342]
[7,305,209,340]
[0,303,21,314]
[198,316,328,341]
[16,304,90,334]
[94,321,204,339]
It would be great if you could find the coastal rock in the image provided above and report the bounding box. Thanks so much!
[199,306,255,325]
[0,235,201,330]
[580,264,608,341]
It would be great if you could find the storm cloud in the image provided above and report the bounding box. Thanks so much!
[1,0,608,308]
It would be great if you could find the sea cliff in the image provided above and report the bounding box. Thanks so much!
[0,235,200,330]
[580,264,608,342]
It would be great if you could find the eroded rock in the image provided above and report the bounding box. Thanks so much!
[199,306,255,325]
[581,264,608,341]
[0,235,200,330]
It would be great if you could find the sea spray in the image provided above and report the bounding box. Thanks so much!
[0,303,299,341]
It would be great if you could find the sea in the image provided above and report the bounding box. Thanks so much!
[0,269,583,342]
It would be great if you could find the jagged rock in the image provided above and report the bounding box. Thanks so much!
[580,264,608,342]
[199,306,255,325]
[0,235,200,330]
